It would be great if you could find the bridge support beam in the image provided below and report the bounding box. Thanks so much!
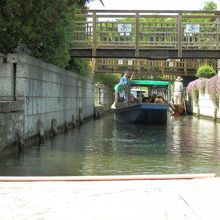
[69,49,220,59]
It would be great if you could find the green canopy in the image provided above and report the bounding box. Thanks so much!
[130,80,170,86]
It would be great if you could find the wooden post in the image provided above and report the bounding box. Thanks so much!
[135,12,140,57]
[161,60,165,75]
[177,13,182,58]
[216,18,220,50]
[137,59,141,77]
[113,59,117,73]
[184,59,187,75]
[92,12,97,57]
[91,58,96,79]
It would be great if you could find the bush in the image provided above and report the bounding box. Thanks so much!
[196,65,216,78]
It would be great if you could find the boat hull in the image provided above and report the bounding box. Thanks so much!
[113,103,169,124]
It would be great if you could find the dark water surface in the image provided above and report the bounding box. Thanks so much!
[1,114,220,176]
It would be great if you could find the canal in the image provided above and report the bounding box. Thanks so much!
[0,114,220,176]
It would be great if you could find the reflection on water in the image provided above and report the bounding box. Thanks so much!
[0,114,220,176]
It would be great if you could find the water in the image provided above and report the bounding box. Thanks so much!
[1,114,220,176]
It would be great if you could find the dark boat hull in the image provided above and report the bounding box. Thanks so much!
[113,103,169,124]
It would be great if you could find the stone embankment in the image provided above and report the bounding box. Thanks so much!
[0,53,113,153]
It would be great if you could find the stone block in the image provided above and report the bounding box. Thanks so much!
[0,100,24,113]
[0,78,13,98]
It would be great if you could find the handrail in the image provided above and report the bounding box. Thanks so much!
[71,10,220,59]
[94,58,217,77]
[87,10,220,14]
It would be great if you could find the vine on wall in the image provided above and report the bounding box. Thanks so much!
[187,76,220,108]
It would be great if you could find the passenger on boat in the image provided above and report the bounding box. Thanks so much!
[129,93,135,104]
[150,93,157,103]
[142,97,150,103]
[174,76,183,105]
[154,96,165,103]
[119,70,129,85]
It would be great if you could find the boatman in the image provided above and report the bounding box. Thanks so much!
[111,83,127,109]
[119,70,130,102]
[119,70,129,85]
[111,70,133,109]
[173,76,184,105]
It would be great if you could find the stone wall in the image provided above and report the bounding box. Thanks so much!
[0,53,14,101]
[0,101,24,150]
[94,83,114,112]
[192,92,220,120]
[0,54,95,152]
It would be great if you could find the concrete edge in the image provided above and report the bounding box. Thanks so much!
[0,173,216,182]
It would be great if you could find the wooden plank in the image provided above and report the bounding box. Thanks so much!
[69,48,220,59]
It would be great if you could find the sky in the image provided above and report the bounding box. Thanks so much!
[87,0,220,10]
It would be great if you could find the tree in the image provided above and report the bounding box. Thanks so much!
[202,1,217,10]
[0,0,103,71]
[67,58,90,77]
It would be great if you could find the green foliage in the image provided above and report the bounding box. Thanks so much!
[148,75,164,81]
[94,73,120,88]
[203,1,217,10]
[67,58,90,77]
[196,65,216,78]
[0,0,95,73]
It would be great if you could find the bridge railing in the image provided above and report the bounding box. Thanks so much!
[94,58,217,76]
[72,10,220,56]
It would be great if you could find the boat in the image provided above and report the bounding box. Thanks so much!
[173,104,186,116]
[112,80,172,124]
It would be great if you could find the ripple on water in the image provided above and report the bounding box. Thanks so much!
[1,115,220,176]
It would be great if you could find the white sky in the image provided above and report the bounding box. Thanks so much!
[87,0,220,10]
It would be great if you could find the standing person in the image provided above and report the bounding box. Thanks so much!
[111,70,133,109]
[111,83,126,109]
[174,76,183,105]
[119,70,133,103]
[119,70,129,85]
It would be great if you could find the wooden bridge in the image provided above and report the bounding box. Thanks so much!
[70,10,220,59]
[94,58,217,78]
